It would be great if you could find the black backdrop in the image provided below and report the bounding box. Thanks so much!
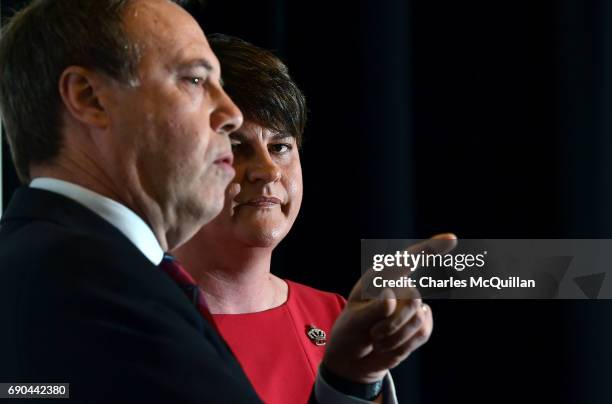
[2,0,612,403]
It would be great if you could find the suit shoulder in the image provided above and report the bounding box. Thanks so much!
[0,218,147,273]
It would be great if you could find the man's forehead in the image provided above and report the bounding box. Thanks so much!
[124,0,207,51]
[122,0,219,72]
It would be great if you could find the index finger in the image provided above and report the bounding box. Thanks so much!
[352,233,458,302]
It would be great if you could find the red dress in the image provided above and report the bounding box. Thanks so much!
[213,280,346,404]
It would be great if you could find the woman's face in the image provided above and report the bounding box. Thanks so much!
[200,120,303,248]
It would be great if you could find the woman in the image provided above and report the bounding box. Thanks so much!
[175,34,433,403]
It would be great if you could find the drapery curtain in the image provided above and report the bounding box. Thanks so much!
[2,0,611,402]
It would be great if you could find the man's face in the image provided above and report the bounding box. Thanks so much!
[103,0,242,248]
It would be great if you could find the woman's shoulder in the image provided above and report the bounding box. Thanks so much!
[285,279,347,314]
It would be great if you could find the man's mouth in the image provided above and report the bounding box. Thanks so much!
[214,152,234,166]
[213,153,235,175]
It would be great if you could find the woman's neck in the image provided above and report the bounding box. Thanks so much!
[175,239,287,314]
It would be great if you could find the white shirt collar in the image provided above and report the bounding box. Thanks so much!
[30,177,164,266]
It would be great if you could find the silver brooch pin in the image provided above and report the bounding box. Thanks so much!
[306,324,327,346]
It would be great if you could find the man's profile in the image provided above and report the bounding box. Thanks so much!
[0,1,255,402]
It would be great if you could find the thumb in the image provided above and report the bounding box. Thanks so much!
[349,289,397,331]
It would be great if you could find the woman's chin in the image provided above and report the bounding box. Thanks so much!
[237,226,286,249]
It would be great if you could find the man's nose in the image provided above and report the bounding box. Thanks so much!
[210,86,243,135]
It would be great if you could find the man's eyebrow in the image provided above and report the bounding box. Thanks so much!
[178,58,214,72]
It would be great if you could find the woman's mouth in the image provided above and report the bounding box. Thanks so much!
[242,196,282,207]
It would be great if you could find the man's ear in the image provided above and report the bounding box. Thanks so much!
[58,66,112,130]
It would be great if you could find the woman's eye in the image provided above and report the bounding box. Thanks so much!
[270,143,292,154]
[230,142,243,151]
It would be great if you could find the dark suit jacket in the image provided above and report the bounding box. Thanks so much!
[0,187,262,403]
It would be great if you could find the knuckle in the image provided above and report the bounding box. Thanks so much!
[389,316,402,331]
[417,328,429,341]
[412,313,423,328]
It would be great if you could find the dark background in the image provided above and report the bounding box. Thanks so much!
[3,0,612,402]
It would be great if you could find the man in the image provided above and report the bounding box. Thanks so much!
[0,0,256,402]
[0,0,452,402]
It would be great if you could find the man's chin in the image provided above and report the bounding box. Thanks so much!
[170,201,223,251]
[180,190,225,227]
[203,188,231,220]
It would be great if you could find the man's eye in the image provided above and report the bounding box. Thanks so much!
[185,77,204,86]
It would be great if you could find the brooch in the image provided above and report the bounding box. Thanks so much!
[306,324,327,346]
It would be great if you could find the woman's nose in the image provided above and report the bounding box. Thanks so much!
[246,153,281,184]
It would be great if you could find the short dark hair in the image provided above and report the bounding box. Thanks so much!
[208,34,306,147]
[0,0,184,183]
